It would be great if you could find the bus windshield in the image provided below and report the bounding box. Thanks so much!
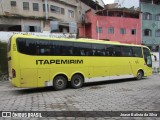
[143,48,152,67]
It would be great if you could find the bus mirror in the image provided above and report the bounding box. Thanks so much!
[154,56,157,61]
[151,54,157,61]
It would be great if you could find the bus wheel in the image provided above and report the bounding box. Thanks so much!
[53,76,67,90]
[136,70,143,80]
[71,74,84,89]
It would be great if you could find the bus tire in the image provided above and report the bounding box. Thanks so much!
[71,74,84,89]
[136,70,143,80]
[53,76,67,90]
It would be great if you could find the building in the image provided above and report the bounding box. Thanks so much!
[79,4,141,44]
[0,0,104,34]
[115,0,160,51]
[140,0,160,52]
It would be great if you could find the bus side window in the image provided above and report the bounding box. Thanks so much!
[132,47,142,57]
[17,38,37,55]
[68,47,73,55]
[92,44,106,56]
[52,41,62,55]
[74,42,91,56]
[80,50,85,56]
[36,40,51,55]
[107,47,113,56]
[121,46,132,57]
[74,47,81,56]
[105,50,110,56]
[50,45,55,55]
[105,47,110,56]
[109,46,121,56]
[40,48,45,54]
[101,49,106,56]
[94,50,99,56]
[85,49,92,56]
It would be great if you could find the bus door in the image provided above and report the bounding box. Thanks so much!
[143,48,152,76]
[129,47,143,75]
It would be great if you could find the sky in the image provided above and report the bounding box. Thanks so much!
[102,0,139,8]
[103,0,115,4]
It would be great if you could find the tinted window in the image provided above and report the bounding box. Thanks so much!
[37,40,52,55]
[121,46,132,57]
[132,47,142,57]
[16,38,144,58]
[74,42,92,56]
[108,46,122,56]
[17,38,36,55]
[55,41,73,56]
[40,40,73,56]
[92,44,107,56]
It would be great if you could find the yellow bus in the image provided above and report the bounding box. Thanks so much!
[8,34,152,90]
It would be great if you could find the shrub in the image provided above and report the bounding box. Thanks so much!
[0,41,8,73]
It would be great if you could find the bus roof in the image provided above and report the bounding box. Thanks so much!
[12,34,146,48]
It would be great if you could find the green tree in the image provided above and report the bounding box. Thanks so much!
[0,41,8,73]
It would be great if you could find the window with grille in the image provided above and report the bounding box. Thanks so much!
[96,27,102,33]
[33,3,39,11]
[143,12,152,20]
[155,14,160,21]
[68,10,74,18]
[120,28,126,34]
[23,2,29,10]
[144,29,152,36]
[108,27,114,34]
[11,1,16,7]
[155,29,160,37]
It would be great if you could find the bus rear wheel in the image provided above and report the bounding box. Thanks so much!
[71,74,84,89]
[53,76,67,90]
[136,70,143,80]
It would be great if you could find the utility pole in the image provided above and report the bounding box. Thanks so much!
[0,0,4,14]
[45,0,48,21]
[97,20,99,40]
[159,45,160,69]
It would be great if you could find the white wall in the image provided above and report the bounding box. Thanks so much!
[0,32,76,42]
[152,52,159,70]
